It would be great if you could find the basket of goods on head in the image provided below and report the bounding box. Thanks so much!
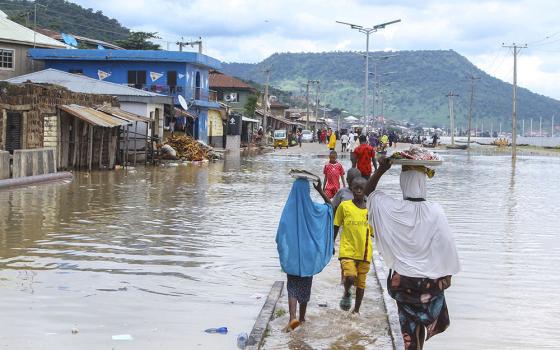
[389,146,443,166]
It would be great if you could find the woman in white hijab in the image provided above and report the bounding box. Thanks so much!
[365,158,460,350]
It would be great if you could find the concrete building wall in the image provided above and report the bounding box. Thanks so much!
[0,43,45,80]
[0,151,9,179]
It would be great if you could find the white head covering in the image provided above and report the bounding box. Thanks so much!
[366,170,460,279]
[400,170,427,199]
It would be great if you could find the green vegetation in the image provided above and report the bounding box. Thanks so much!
[222,50,560,128]
[2,0,130,43]
[115,31,161,50]
[244,95,259,117]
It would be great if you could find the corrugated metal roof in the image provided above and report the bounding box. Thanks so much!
[209,72,255,90]
[6,69,163,97]
[0,11,67,48]
[59,105,128,128]
[96,105,151,123]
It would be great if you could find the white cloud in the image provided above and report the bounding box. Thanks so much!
[71,0,560,99]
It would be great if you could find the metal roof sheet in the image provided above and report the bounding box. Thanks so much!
[6,69,163,97]
[96,105,151,123]
[59,105,128,128]
[0,11,67,48]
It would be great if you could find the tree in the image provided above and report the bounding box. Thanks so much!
[115,31,161,50]
[244,95,258,117]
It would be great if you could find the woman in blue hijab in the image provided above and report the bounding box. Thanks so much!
[276,178,334,331]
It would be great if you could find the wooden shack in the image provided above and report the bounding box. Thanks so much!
[0,83,149,171]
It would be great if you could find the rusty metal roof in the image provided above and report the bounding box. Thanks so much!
[59,105,128,128]
[96,105,151,123]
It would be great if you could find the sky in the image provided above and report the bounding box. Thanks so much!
[72,0,560,100]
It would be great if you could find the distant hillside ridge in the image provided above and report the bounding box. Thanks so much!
[222,50,560,128]
[2,0,130,44]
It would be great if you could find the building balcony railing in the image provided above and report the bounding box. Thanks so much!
[126,84,217,103]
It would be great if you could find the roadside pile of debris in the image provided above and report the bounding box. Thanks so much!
[163,135,221,161]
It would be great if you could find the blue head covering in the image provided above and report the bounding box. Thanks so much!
[276,179,334,277]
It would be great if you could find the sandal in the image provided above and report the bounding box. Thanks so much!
[339,293,352,311]
[283,319,300,332]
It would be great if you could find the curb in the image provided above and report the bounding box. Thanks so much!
[0,172,73,190]
[246,281,284,350]
[372,251,404,350]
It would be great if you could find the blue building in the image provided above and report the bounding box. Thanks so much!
[28,49,222,143]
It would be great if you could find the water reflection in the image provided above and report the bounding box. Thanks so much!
[0,151,559,349]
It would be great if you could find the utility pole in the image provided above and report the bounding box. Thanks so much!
[467,74,480,147]
[177,37,203,53]
[447,91,459,146]
[552,115,555,138]
[522,119,525,137]
[530,118,533,136]
[263,68,271,140]
[305,81,310,130]
[540,116,542,137]
[503,43,527,159]
[337,19,401,133]
[314,81,320,131]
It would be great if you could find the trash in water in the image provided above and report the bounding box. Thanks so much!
[250,293,265,299]
[318,302,328,307]
[71,328,79,334]
[237,332,248,349]
[204,327,228,334]
[112,334,133,340]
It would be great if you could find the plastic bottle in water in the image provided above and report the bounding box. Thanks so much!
[237,332,248,349]
[204,327,228,334]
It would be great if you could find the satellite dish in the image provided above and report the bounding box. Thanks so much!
[61,33,78,47]
[178,95,189,111]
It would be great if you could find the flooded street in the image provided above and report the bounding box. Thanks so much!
[1,144,560,349]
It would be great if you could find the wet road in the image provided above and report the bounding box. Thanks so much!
[1,143,559,349]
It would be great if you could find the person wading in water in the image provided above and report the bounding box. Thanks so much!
[365,158,460,350]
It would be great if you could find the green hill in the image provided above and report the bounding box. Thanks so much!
[222,50,560,129]
[2,0,130,43]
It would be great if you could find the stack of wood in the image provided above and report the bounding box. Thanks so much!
[165,135,212,161]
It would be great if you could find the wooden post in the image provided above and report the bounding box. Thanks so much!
[87,125,93,172]
[99,128,104,169]
[72,118,79,168]
[108,128,116,169]
[144,121,149,166]
[133,121,138,166]
[124,125,129,168]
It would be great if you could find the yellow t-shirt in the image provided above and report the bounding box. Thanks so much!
[333,200,374,262]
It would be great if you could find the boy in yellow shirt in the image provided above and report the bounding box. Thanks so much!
[333,177,373,313]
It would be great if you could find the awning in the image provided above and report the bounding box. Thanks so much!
[96,105,151,123]
[59,105,128,128]
[242,116,259,123]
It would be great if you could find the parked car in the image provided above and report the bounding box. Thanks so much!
[301,129,313,142]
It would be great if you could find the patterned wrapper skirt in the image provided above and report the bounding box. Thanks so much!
[286,275,313,303]
[387,270,452,350]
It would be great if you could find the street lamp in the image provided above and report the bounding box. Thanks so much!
[336,19,401,133]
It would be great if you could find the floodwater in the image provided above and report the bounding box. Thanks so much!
[1,147,559,349]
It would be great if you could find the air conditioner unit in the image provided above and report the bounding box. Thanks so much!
[224,92,238,102]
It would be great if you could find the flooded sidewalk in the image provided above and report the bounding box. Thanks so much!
[263,255,393,350]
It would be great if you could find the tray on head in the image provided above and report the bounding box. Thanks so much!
[289,169,320,182]
[390,159,443,166]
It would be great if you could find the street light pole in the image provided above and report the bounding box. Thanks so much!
[337,19,401,133]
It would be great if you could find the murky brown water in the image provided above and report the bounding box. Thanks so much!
[1,147,559,349]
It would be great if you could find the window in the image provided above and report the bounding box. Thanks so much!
[127,70,147,89]
[69,69,83,74]
[0,49,14,69]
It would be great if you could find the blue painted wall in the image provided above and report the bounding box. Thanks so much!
[41,59,213,142]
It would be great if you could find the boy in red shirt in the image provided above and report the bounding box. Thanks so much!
[323,150,346,198]
[352,135,377,178]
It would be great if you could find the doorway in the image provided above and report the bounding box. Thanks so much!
[6,111,22,153]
